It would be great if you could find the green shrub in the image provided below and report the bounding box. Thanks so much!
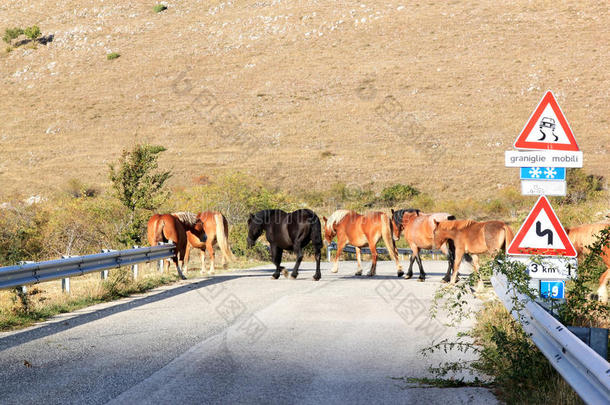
[560,169,604,204]
[107,52,120,60]
[153,4,168,13]
[2,27,23,44]
[24,25,41,42]
[380,184,420,204]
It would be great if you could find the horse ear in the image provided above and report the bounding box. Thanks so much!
[416,209,421,216]
[432,219,440,227]
[322,216,328,223]
[391,209,395,215]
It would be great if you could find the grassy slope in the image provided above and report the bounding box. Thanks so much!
[1,0,609,200]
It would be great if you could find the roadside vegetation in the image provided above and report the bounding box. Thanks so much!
[423,230,609,404]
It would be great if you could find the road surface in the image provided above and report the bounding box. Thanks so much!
[0,261,498,404]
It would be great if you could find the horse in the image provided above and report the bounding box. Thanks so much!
[147,212,205,280]
[183,211,236,275]
[567,222,610,303]
[432,219,514,288]
[322,210,402,277]
[390,209,458,282]
[247,209,323,280]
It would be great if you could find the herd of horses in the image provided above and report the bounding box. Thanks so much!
[146,209,610,303]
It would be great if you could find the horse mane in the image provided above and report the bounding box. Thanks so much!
[326,210,352,231]
[251,209,287,224]
[172,211,198,227]
[392,208,420,225]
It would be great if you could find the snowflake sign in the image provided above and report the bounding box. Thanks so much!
[544,167,557,179]
[528,167,541,178]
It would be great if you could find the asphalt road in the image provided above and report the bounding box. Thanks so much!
[0,260,498,404]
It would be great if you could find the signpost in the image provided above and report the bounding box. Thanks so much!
[505,91,581,299]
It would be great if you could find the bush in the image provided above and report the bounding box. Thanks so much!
[560,169,604,204]
[107,52,120,60]
[153,4,168,13]
[24,25,41,42]
[2,27,23,44]
[380,184,420,204]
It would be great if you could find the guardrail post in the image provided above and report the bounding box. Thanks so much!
[100,249,114,280]
[62,277,70,293]
[157,242,165,273]
[327,247,331,262]
[131,245,140,280]
[61,255,76,294]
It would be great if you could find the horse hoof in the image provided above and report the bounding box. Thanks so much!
[290,274,298,280]
[355,271,362,276]
[366,272,374,277]
[271,274,280,280]
[312,276,321,281]
[397,271,404,278]
[330,269,338,273]
[282,269,289,278]
[404,274,413,280]
[417,278,425,283]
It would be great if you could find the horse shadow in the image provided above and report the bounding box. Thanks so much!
[0,273,266,351]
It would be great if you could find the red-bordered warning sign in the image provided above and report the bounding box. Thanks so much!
[514,91,579,151]
[508,195,576,257]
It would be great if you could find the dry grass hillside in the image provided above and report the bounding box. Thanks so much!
[1,0,609,201]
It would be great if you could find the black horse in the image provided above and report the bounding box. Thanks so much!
[247,209,323,281]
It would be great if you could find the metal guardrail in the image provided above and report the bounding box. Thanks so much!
[491,272,610,405]
[0,244,175,290]
[326,242,444,262]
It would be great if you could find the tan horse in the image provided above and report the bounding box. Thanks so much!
[183,211,236,275]
[323,210,402,277]
[390,209,457,282]
[147,212,204,280]
[432,219,514,288]
[567,222,610,303]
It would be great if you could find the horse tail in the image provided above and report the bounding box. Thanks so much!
[503,223,514,250]
[381,213,399,262]
[215,213,236,262]
[310,213,323,249]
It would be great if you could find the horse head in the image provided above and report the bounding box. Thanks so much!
[390,209,402,241]
[431,219,445,249]
[246,213,264,248]
[321,216,335,244]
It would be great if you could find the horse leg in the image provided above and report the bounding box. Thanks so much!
[442,240,455,283]
[290,242,305,280]
[471,254,484,291]
[271,245,284,279]
[405,246,418,279]
[366,238,378,277]
[331,236,347,273]
[313,243,322,281]
[183,243,191,274]
[450,248,464,284]
[415,250,425,282]
[200,249,206,275]
[208,240,216,275]
[355,247,363,276]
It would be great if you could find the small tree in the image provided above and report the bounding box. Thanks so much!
[24,25,41,45]
[109,144,171,245]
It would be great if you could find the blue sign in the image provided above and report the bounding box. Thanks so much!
[540,280,565,299]
[520,167,566,181]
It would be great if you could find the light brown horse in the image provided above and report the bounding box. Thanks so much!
[390,209,457,282]
[183,211,236,275]
[323,210,402,277]
[147,212,204,280]
[567,222,610,303]
[432,219,514,287]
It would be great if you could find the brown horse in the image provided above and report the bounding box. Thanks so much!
[183,211,236,275]
[390,209,457,282]
[323,210,402,277]
[567,222,610,303]
[147,212,205,280]
[432,219,514,288]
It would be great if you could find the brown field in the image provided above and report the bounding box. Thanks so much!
[1,0,609,201]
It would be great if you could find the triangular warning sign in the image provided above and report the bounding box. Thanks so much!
[508,195,576,257]
[514,91,579,151]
